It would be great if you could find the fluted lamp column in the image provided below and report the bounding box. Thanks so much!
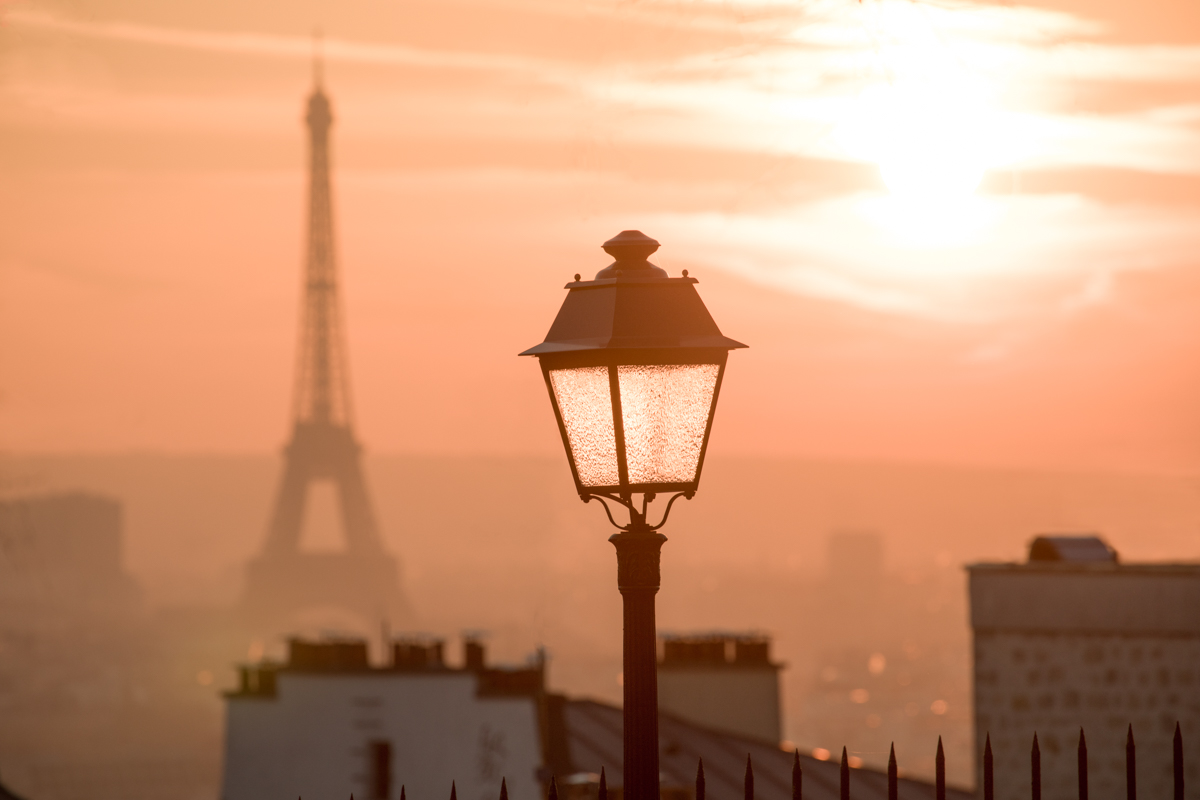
[520,230,746,800]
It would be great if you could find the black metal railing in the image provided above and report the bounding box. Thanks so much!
[319,721,1186,800]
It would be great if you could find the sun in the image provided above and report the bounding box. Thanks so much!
[869,81,991,202]
[832,0,1005,208]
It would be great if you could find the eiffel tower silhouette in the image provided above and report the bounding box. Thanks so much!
[242,60,411,631]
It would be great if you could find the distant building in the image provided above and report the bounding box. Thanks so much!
[658,633,783,743]
[0,493,150,800]
[827,531,884,585]
[0,492,142,627]
[222,635,965,800]
[968,535,1200,800]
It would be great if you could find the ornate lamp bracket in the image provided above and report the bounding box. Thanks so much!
[580,490,694,532]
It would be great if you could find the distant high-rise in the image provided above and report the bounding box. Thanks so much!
[242,64,410,632]
[0,492,142,626]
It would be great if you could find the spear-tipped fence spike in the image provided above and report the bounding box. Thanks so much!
[549,776,559,800]
[793,750,803,800]
[600,769,608,800]
[744,754,755,800]
[1032,733,1042,800]
[935,737,945,800]
[840,747,850,800]
[1126,725,1137,800]
[451,781,458,800]
[1174,723,1184,800]
[1078,728,1089,800]
[500,778,509,800]
[887,744,897,800]
[696,759,705,800]
[401,786,406,800]
[984,735,994,800]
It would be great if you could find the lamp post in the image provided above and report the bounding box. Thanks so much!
[521,230,746,800]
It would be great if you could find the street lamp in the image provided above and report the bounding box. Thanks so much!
[521,230,746,800]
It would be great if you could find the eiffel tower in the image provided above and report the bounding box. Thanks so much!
[242,63,410,632]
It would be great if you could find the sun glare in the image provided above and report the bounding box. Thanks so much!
[833,0,1010,213]
[869,81,990,202]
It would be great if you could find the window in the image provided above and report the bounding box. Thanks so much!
[368,740,392,800]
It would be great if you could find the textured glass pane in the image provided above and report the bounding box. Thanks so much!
[550,366,619,487]
[618,364,719,485]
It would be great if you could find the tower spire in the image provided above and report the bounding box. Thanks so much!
[294,54,346,426]
[312,28,324,89]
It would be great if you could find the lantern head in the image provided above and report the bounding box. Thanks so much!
[520,231,746,500]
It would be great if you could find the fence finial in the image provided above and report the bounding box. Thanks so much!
[887,744,897,800]
[1032,733,1042,800]
[451,781,458,800]
[1126,725,1137,800]
[402,788,407,800]
[600,769,608,800]
[793,750,803,800]
[500,778,509,800]
[549,775,559,800]
[1174,723,1184,800]
[984,734,994,800]
[744,754,754,800]
[696,759,706,800]
[840,747,850,800]
[1078,728,1089,800]
[936,737,945,800]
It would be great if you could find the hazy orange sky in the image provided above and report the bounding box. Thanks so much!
[2,0,1200,471]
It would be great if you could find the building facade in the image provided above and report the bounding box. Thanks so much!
[222,638,546,800]
[657,633,782,743]
[969,537,1200,800]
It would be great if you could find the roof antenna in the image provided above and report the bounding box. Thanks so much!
[312,27,324,88]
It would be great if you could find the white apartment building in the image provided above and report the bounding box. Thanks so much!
[969,536,1200,800]
[222,638,546,800]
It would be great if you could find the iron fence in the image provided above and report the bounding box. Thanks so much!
[319,721,1186,800]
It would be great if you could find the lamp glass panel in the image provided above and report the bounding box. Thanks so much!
[549,366,620,487]
[617,363,719,485]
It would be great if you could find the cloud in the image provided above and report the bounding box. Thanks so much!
[5,8,558,76]
[627,192,1200,322]
[4,0,1200,328]
[8,2,1200,176]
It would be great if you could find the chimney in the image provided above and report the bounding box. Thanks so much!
[464,638,486,670]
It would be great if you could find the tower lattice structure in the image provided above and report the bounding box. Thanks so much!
[242,68,410,631]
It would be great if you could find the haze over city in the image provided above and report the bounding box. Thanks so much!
[1,0,1199,798]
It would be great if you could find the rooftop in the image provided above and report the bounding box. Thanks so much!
[227,636,544,699]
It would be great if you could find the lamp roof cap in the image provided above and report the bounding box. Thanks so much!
[519,230,746,356]
[596,230,667,280]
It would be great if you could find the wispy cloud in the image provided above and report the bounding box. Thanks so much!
[8,3,1200,175]
[6,8,557,76]
[5,1,1200,325]
[629,193,1200,322]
